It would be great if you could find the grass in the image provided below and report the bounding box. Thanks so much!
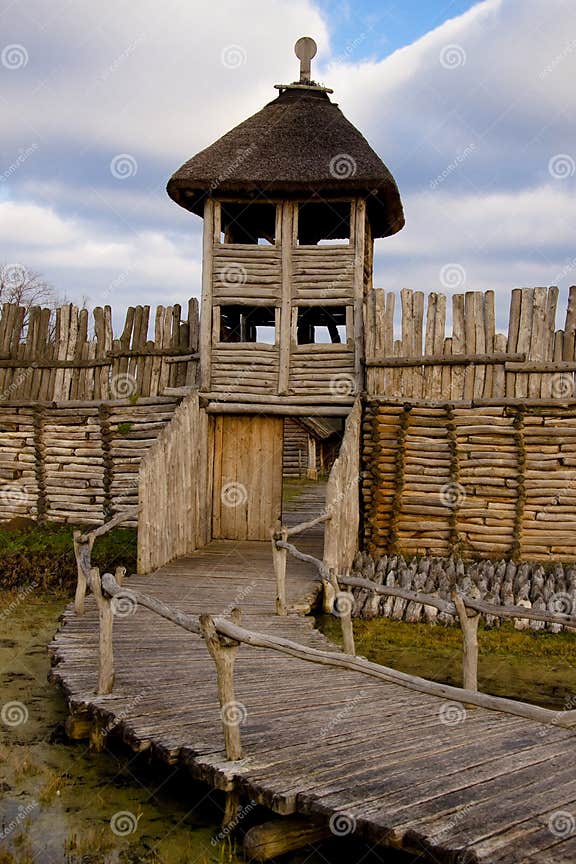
[319,614,576,708]
[0,521,137,592]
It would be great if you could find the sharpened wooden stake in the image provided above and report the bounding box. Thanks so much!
[91,567,115,695]
[453,591,480,696]
[200,609,243,761]
[272,526,288,615]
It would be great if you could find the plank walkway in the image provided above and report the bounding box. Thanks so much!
[51,487,576,864]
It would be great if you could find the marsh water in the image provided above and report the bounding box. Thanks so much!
[1,594,414,864]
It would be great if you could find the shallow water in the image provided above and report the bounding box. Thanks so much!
[0,593,412,864]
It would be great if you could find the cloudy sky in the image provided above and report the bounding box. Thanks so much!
[1,0,575,331]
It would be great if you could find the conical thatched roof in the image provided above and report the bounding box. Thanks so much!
[167,87,404,238]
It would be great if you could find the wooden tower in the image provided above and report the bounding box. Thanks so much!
[167,37,404,415]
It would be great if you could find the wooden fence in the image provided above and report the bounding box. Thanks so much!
[365,286,576,400]
[138,392,212,574]
[0,299,199,402]
[362,401,576,562]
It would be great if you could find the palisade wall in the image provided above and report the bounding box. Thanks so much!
[362,285,576,562]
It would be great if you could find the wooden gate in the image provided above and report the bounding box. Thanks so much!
[212,415,283,540]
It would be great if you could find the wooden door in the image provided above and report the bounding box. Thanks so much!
[212,415,283,540]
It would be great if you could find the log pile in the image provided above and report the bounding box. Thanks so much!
[363,402,576,562]
[0,397,179,525]
[349,550,576,631]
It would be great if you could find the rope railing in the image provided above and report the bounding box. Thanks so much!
[78,568,576,764]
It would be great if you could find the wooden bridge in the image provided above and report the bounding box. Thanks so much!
[51,474,576,863]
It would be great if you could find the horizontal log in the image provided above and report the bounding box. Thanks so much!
[365,352,525,368]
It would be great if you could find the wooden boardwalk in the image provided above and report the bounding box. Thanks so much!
[51,494,576,864]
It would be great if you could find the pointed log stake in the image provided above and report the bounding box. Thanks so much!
[91,567,115,695]
[453,592,480,696]
[200,608,243,761]
[272,526,288,615]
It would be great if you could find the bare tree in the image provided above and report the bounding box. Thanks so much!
[0,264,59,311]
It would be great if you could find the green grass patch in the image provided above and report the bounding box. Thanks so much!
[0,522,137,593]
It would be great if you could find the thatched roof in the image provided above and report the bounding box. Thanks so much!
[167,86,404,238]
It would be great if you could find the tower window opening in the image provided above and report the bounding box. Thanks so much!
[219,305,277,344]
[297,202,351,245]
[220,202,276,245]
[296,306,347,345]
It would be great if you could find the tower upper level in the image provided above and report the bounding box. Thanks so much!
[167,38,404,409]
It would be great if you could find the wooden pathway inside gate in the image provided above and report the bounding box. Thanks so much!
[51,485,576,864]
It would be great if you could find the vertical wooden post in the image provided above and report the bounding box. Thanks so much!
[330,569,355,656]
[322,576,336,614]
[452,592,480,694]
[91,567,115,695]
[200,609,243,761]
[272,526,288,615]
[73,533,94,616]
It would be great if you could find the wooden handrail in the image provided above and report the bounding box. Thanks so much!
[90,571,576,760]
[280,512,331,538]
[73,507,138,614]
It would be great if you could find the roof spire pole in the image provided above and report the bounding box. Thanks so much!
[294,36,317,84]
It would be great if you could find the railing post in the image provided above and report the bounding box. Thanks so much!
[453,592,480,695]
[73,530,94,616]
[272,526,288,615]
[330,569,355,656]
[91,567,115,695]
[200,608,243,761]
